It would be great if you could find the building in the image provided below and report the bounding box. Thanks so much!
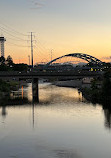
[0,37,6,57]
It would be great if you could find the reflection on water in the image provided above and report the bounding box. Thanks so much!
[102,104,111,130]
[104,109,111,129]
[1,106,7,118]
[0,83,111,158]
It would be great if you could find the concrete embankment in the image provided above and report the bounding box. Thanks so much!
[53,79,82,88]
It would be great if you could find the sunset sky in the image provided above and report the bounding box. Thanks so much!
[0,0,111,64]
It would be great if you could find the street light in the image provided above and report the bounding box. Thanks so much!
[51,49,53,65]
[28,55,30,65]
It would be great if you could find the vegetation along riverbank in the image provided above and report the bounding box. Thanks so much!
[0,79,20,98]
[81,71,111,105]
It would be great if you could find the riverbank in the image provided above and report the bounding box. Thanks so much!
[53,79,82,88]
[0,80,22,99]
[0,80,10,98]
[53,74,111,106]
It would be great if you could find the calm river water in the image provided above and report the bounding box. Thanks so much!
[0,83,111,158]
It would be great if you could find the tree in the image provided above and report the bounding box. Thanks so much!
[0,56,5,64]
[6,55,13,66]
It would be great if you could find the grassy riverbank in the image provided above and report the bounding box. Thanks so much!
[0,79,20,98]
[0,79,10,97]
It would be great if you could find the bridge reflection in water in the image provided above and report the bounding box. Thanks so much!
[32,78,39,103]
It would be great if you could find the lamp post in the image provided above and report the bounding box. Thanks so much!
[28,55,30,65]
[51,49,53,65]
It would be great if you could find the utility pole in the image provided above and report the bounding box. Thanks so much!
[31,32,33,68]
[28,32,36,68]
[28,55,30,65]
[28,32,35,68]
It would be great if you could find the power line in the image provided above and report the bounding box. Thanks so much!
[37,39,48,51]
[34,49,48,61]
[34,40,52,62]
[0,26,28,41]
[34,44,46,54]
[33,46,49,62]
[0,21,50,63]
[5,36,28,42]
[7,41,29,47]
[34,44,48,57]
[0,22,28,36]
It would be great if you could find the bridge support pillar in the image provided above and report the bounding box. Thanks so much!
[32,78,39,103]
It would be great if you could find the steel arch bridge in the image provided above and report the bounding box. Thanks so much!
[46,53,102,65]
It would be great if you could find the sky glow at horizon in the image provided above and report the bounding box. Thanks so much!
[0,0,111,64]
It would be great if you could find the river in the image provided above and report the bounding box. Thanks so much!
[0,83,111,158]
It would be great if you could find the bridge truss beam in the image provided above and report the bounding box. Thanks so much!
[46,53,102,66]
